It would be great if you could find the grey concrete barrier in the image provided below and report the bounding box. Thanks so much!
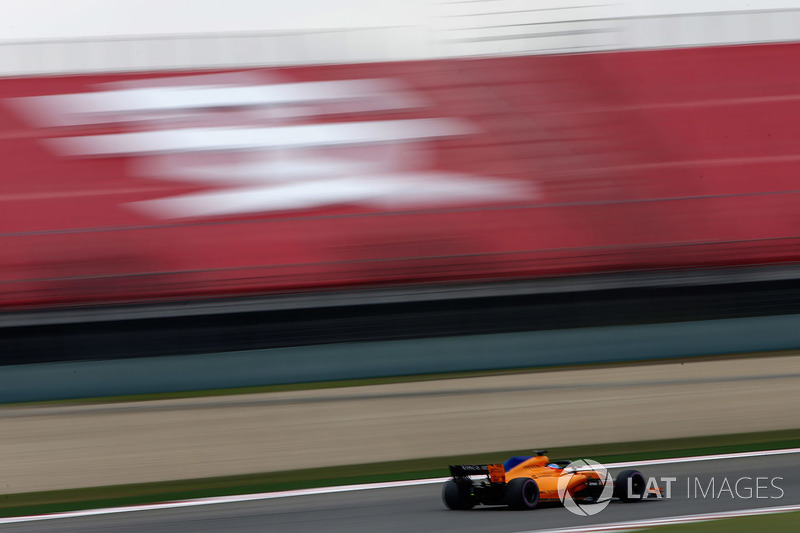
[2,313,800,403]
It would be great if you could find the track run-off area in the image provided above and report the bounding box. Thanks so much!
[3,355,800,494]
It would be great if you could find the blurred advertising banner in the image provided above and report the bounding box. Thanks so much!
[2,43,799,307]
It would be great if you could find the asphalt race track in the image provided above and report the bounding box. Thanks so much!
[4,453,798,532]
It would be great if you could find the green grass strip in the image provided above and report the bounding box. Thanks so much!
[639,510,800,532]
[0,428,798,519]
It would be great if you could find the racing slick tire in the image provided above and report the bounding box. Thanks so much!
[614,470,646,502]
[505,477,540,510]
[442,480,477,510]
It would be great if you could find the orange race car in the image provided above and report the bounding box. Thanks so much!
[443,450,660,510]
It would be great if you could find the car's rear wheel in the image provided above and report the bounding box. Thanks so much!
[505,477,540,510]
[614,470,646,502]
[442,480,477,510]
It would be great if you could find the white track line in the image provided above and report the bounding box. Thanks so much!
[601,446,800,469]
[1,447,799,525]
[521,503,800,532]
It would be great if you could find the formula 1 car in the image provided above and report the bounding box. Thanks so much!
[443,450,658,510]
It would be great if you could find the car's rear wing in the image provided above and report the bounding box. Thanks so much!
[449,464,506,483]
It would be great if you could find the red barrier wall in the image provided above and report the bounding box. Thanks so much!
[1,43,799,308]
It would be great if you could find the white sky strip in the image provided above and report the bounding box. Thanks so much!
[0,448,798,525]
[1,1,796,41]
[2,1,799,76]
[49,119,474,155]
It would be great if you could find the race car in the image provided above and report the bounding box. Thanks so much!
[443,450,659,510]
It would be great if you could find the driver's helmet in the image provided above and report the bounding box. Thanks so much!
[546,463,561,469]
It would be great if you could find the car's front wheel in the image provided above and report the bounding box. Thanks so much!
[614,470,646,502]
[505,477,540,510]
